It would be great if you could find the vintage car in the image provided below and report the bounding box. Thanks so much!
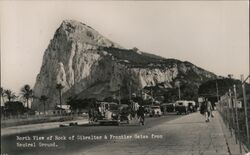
[161,103,176,113]
[143,105,151,115]
[96,102,121,125]
[187,101,197,112]
[175,100,189,115]
[149,106,162,117]
[118,104,131,124]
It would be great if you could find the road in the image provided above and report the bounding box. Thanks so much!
[1,114,180,155]
[1,112,231,155]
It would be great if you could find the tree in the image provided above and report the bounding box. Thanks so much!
[21,84,33,108]
[0,87,5,105]
[104,96,118,103]
[4,89,17,102]
[132,47,139,52]
[39,95,48,115]
[67,97,95,113]
[5,101,26,116]
[56,83,64,114]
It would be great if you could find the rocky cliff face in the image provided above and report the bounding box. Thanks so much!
[32,20,217,110]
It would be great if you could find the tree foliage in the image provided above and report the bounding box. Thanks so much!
[4,89,17,102]
[4,101,26,116]
[20,84,33,108]
[67,97,95,111]
[56,83,64,90]
[0,87,4,105]
[198,78,248,97]
[103,97,118,103]
[56,83,64,111]
[39,95,48,113]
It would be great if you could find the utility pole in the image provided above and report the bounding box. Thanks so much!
[151,87,153,106]
[233,84,242,153]
[129,81,132,101]
[118,84,121,105]
[59,90,62,115]
[229,89,235,138]
[215,80,219,101]
[241,75,250,145]
[178,83,181,100]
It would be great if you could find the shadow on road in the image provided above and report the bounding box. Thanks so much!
[75,122,143,127]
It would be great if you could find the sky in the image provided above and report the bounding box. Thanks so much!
[0,0,249,94]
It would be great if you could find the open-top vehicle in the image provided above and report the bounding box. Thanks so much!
[95,102,121,125]
[118,104,131,124]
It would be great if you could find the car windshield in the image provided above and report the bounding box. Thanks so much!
[177,102,183,105]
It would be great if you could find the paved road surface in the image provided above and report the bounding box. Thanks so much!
[1,114,178,155]
[1,112,232,155]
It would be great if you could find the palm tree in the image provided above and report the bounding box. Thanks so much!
[0,87,5,105]
[39,95,48,115]
[21,84,33,109]
[4,89,16,102]
[56,83,64,114]
[3,89,17,118]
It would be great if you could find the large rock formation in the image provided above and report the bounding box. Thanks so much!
[32,19,217,110]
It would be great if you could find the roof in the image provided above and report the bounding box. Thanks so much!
[56,105,71,110]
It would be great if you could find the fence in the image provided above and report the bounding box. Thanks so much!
[217,76,250,153]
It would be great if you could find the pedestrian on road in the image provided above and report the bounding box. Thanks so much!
[200,98,213,122]
[130,100,139,120]
[204,98,213,122]
[137,105,145,125]
[88,108,93,124]
[209,100,214,118]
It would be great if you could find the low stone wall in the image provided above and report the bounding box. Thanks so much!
[1,115,87,128]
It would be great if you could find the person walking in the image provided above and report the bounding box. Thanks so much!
[204,98,213,122]
[200,98,213,122]
[88,107,94,124]
[209,100,214,118]
[137,105,145,125]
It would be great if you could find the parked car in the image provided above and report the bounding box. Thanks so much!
[175,100,189,115]
[149,106,162,117]
[161,103,176,113]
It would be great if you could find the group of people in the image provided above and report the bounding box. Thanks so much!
[200,98,215,122]
[88,105,100,124]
